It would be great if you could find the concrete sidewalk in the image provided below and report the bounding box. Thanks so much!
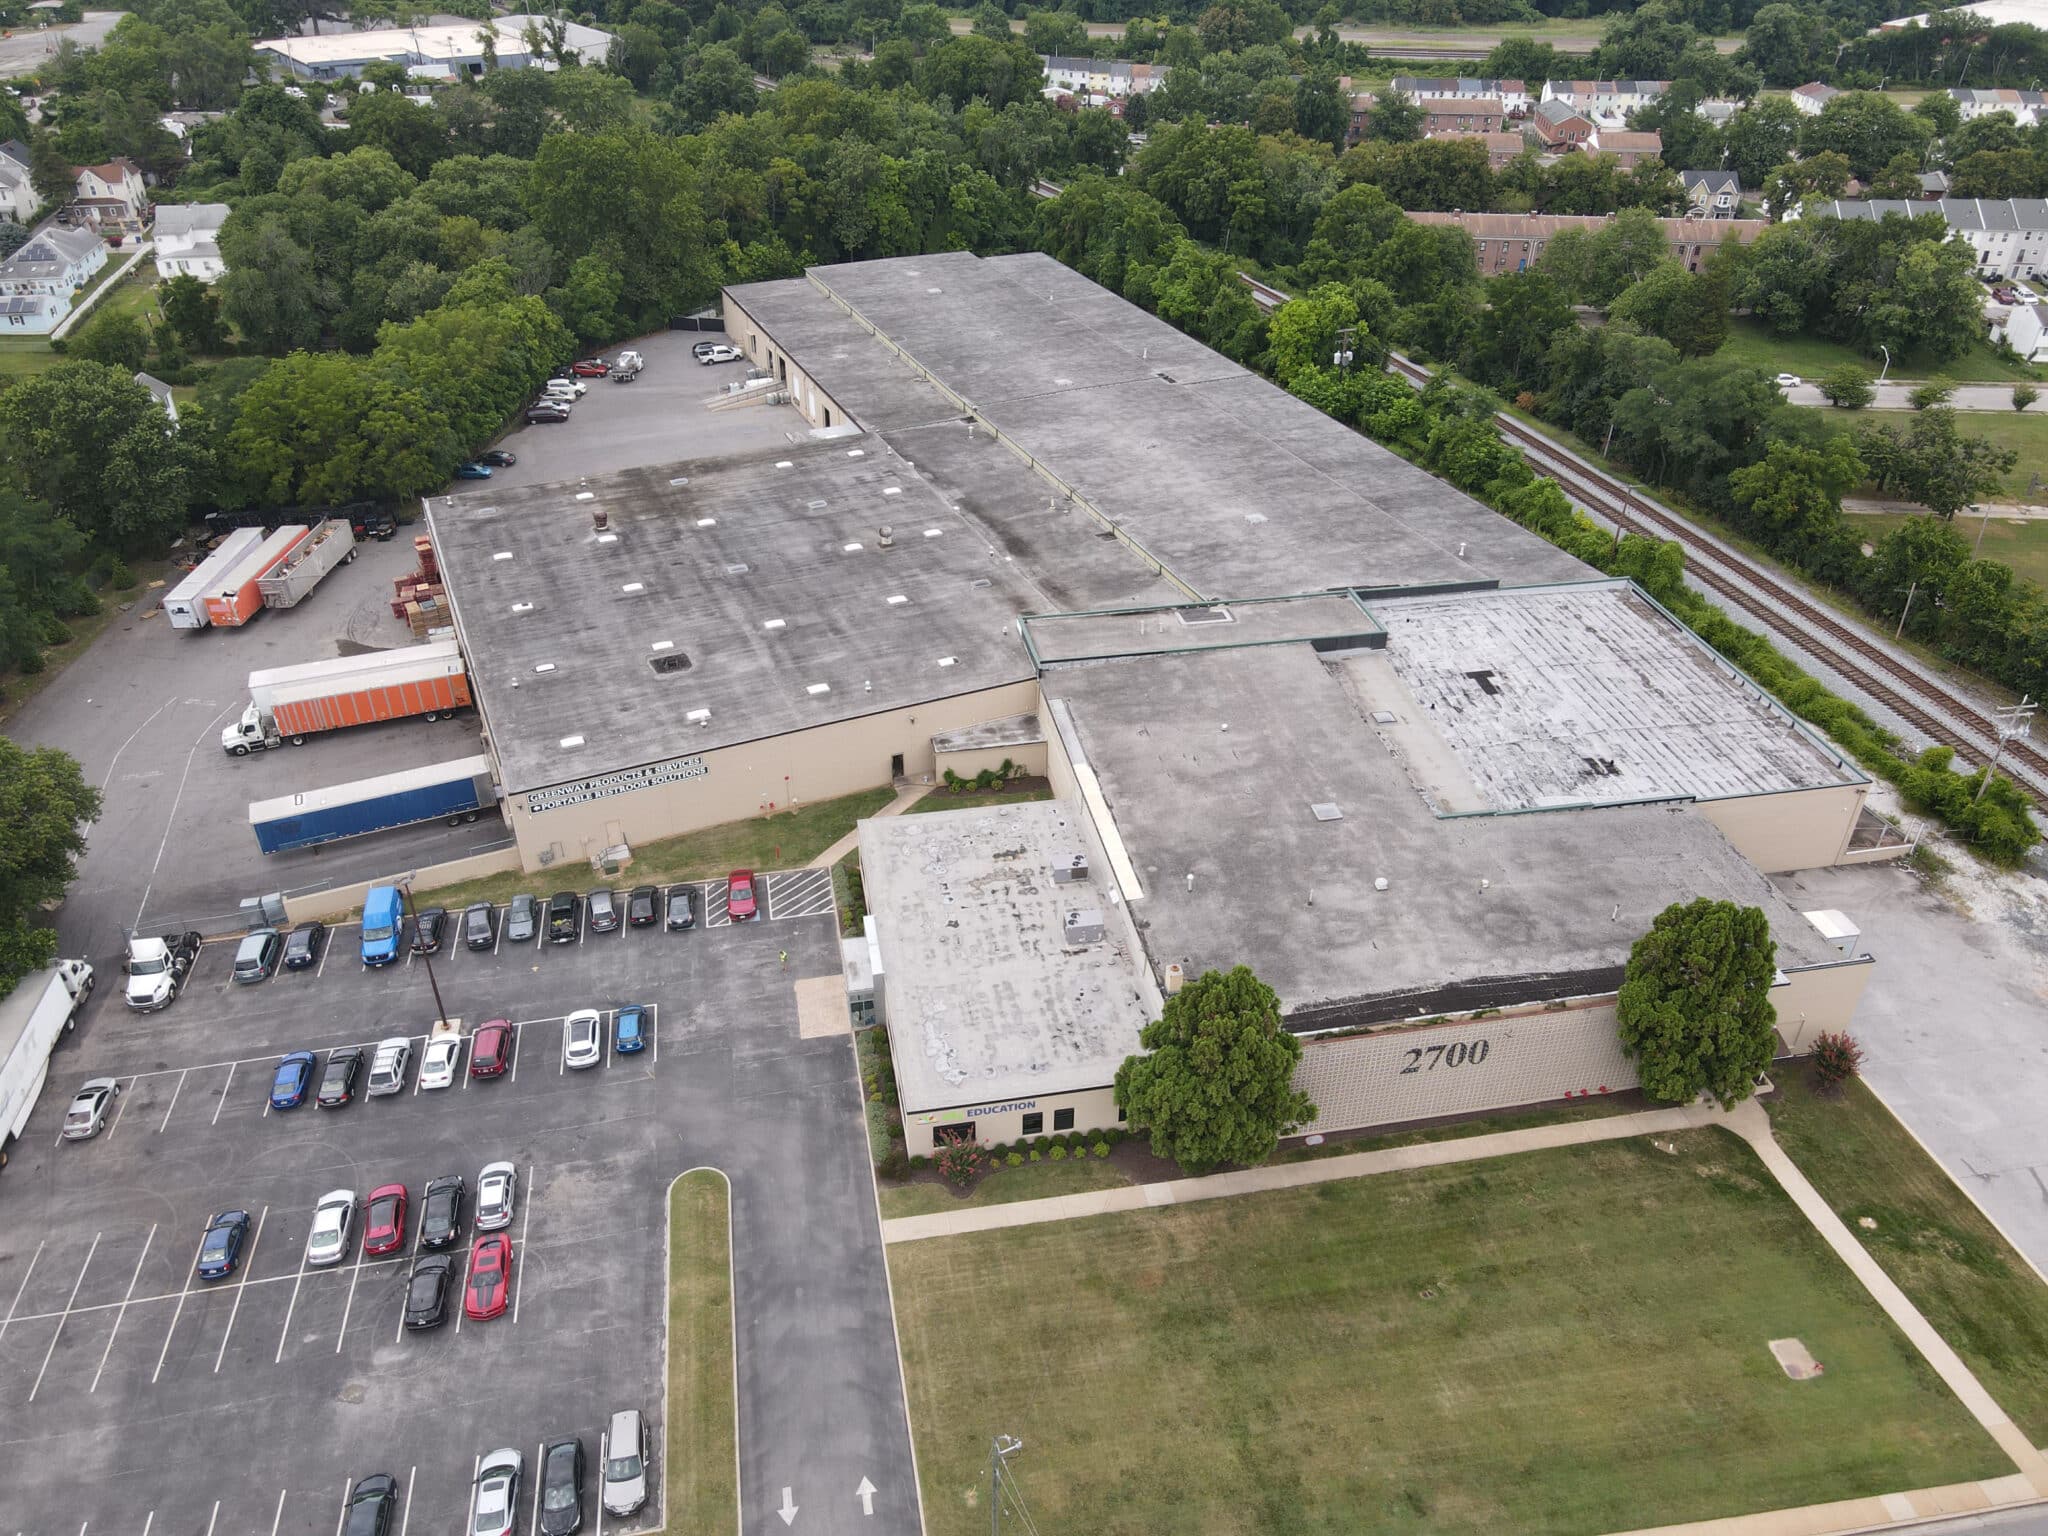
[807,782,928,869]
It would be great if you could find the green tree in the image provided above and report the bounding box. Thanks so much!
[1616,898,1779,1107]
[1267,283,1359,386]
[1722,94,1802,191]
[0,364,203,548]
[1363,91,1422,144]
[1907,377,1955,410]
[1856,407,2018,519]
[1799,91,1929,180]
[67,309,150,373]
[1114,964,1315,1175]
[0,739,98,997]
[159,273,226,354]
[1021,8,1086,54]
[546,252,624,345]
[664,43,758,132]
[1727,435,1864,564]
[1818,363,1875,408]
[524,130,719,324]
[2014,385,2040,412]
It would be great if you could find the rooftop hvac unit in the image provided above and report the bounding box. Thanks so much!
[1063,908,1105,946]
[1164,962,1184,994]
[1052,851,1089,884]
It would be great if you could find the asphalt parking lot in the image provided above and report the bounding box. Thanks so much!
[0,877,917,1536]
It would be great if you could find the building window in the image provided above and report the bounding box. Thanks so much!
[1021,1111,1043,1136]
[1053,1107,1075,1131]
[934,1122,975,1147]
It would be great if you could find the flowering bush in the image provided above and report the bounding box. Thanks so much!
[1811,1030,1865,1094]
[935,1141,985,1186]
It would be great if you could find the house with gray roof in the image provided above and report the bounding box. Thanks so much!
[0,223,106,333]
[1681,169,1743,218]
[1793,197,2048,280]
[153,202,229,283]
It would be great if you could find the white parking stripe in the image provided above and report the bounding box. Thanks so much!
[510,1164,534,1327]
[509,1022,521,1084]
[212,1205,268,1373]
[652,1002,658,1064]
[152,1226,211,1384]
[90,1221,156,1393]
[105,1077,136,1137]
[397,1468,415,1536]
[316,935,332,978]
[334,1482,349,1536]
[493,912,504,957]
[211,1061,235,1126]
[530,1443,543,1536]
[594,1434,607,1536]
[274,1244,309,1364]
[28,1231,100,1401]
[155,1069,187,1133]
[1,1240,44,1349]
[335,1243,366,1353]
[268,1488,286,1536]
[204,1503,217,1536]
[141,1511,152,1536]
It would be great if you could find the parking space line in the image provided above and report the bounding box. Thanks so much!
[268,1488,286,1536]
[531,1443,543,1536]
[510,1022,521,1084]
[494,914,504,957]
[140,1511,152,1536]
[212,1205,268,1373]
[28,1230,100,1401]
[90,1221,156,1393]
[155,1068,187,1133]
[595,1434,607,1536]
[106,1076,137,1137]
[274,1245,309,1365]
[334,1480,350,1536]
[316,937,331,979]
[398,1468,415,1536]
[396,1202,428,1344]
[652,1002,658,1063]
[211,1061,235,1126]
[152,1226,210,1383]
[336,1245,365,1353]
[204,1503,217,1536]
[510,1164,534,1327]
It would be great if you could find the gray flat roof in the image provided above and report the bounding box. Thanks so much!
[1022,591,1387,664]
[1364,582,1862,811]
[1047,641,1842,1032]
[427,444,1042,794]
[727,252,1593,602]
[860,800,1153,1113]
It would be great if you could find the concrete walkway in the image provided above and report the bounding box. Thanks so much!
[807,782,928,869]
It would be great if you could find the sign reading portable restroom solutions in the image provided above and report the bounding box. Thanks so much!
[525,754,709,813]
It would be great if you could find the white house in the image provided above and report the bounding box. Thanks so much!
[1795,197,2048,279]
[1540,79,1668,127]
[1998,299,2048,361]
[135,371,179,424]
[1948,87,2046,127]
[0,141,40,226]
[1391,75,1533,113]
[1790,82,1839,116]
[0,223,106,334]
[72,157,147,232]
[153,202,229,283]
[1039,55,1166,101]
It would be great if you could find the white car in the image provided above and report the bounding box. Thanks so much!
[367,1036,412,1097]
[697,344,742,365]
[307,1189,356,1267]
[563,1009,603,1070]
[61,1077,120,1141]
[418,1035,461,1090]
[1774,373,1802,388]
[543,377,587,398]
[471,1448,523,1536]
[476,1161,518,1232]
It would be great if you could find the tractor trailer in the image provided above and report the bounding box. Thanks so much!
[222,640,470,755]
[203,524,305,627]
[249,754,498,854]
[163,528,265,630]
[256,518,357,610]
[0,960,95,1167]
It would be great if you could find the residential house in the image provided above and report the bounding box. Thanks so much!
[1417,96,1504,134]
[0,223,106,334]
[0,140,39,226]
[1681,169,1742,217]
[1530,97,1594,149]
[1408,209,1767,276]
[1539,79,1668,126]
[1429,129,1529,170]
[1693,99,1743,127]
[72,157,147,233]
[1589,129,1663,169]
[153,202,230,283]
[1039,55,1166,101]
[1997,298,2048,363]
[1390,75,1532,113]
[1919,170,1950,199]
[135,371,179,424]
[1345,92,1377,147]
[1793,197,2048,279]
[1790,82,1839,116]
[1948,86,2046,127]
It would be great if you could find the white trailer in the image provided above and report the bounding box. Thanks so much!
[0,959,95,1167]
[162,528,264,630]
[258,518,358,609]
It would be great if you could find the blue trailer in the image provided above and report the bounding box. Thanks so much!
[249,755,498,854]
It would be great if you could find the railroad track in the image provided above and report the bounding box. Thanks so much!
[1029,177,1064,201]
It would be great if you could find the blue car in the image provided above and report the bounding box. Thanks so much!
[361,884,402,966]
[614,1005,648,1055]
[270,1050,316,1110]
[196,1210,252,1281]
[455,462,493,480]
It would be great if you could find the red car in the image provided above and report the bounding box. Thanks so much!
[726,869,757,921]
[464,1233,512,1320]
[364,1183,408,1257]
[569,358,609,377]
[470,1019,513,1079]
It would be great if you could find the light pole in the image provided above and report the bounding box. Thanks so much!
[1975,696,2037,801]
[1895,579,1925,640]
[1877,343,1891,382]
[399,880,451,1028]
[989,1436,1024,1536]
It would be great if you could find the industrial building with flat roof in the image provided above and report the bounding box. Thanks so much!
[256,15,612,79]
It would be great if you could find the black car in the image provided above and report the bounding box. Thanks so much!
[282,921,327,971]
[342,1474,399,1536]
[419,1174,465,1249]
[539,1438,586,1536]
[547,891,581,944]
[505,893,539,944]
[479,449,516,467]
[404,1255,456,1329]
[464,902,497,951]
[350,508,398,542]
[410,907,447,955]
[316,1047,363,1108]
[664,885,696,930]
[626,885,659,927]
[526,404,570,425]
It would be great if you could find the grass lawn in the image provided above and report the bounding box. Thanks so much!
[1767,1074,2048,1444]
[417,785,897,912]
[1848,509,2048,586]
[890,1130,2008,1536]
[667,1171,737,1536]
[88,269,161,330]
[1820,407,2048,505]
[900,784,1054,814]
[1718,317,2041,386]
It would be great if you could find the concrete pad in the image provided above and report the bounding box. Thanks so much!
[794,974,849,1038]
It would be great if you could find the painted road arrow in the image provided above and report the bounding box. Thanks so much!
[855,1477,876,1516]
[777,1487,798,1526]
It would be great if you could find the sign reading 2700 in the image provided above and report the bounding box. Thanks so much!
[526,754,708,813]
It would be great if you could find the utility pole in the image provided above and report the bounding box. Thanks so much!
[1895,579,1922,640]
[1975,499,1997,555]
[989,1435,1024,1536]
[1975,695,2037,802]
[399,880,451,1028]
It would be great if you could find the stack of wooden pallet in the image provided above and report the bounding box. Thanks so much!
[390,535,447,635]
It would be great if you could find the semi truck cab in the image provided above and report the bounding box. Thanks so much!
[124,932,203,1011]
[222,705,286,755]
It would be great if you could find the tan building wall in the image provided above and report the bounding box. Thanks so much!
[1773,958,1873,1052]
[504,678,1041,872]
[933,739,1050,781]
[1693,783,1868,873]
[721,291,852,431]
[284,843,524,923]
[902,1083,1123,1157]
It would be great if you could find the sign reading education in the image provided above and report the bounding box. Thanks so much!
[525,754,708,813]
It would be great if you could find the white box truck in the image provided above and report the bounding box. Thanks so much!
[0,959,95,1168]
[162,528,264,630]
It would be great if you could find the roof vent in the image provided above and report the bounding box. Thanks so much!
[596,532,618,545]
[808,499,828,510]
[492,551,513,562]
[886,594,908,606]
[510,601,534,614]
[970,578,991,589]
[1053,852,1089,884]
[696,517,717,528]
[847,448,865,457]
[1371,710,1397,725]
[559,734,585,749]
[621,582,645,594]
[937,656,957,667]
[1176,605,1232,626]
[883,486,902,497]
[725,562,749,575]
[533,662,557,674]
[806,682,831,696]
[775,460,793,469]
[1062,908,1105,946]
[924,528,943,538]
[686,707,711,724]
[763,618,785,630]
[592,507,609,532]
[668,476,690,487]
[575,492,595,502]
[842,542,863,553]
[651,639,673,652]
[878,525,894,547]
[650,653,691,676]
[1310,802,1344,822]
